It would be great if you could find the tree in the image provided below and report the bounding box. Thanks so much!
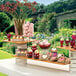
[0,12,10,32]
[37,12,56,34]
[45,0,76,14]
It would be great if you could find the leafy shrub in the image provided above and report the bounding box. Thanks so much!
[51,28,76,43]
[37,13,56,35]
[49,28,76,57]
[32,32,50,40]
[3,25,14,33]
[0,12,10,31]
[2,42,16,54]
[0,32,6,42]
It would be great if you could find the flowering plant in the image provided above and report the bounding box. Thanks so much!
[0,0,37,19]
[0,0,37,35]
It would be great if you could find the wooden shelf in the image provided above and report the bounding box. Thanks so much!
[57,46,76,52]
[13,55,67,65]
[3,39,37,44]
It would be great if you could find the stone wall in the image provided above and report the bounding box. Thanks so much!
[55,12,76,28]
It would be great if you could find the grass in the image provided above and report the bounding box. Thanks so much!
[0,72,8,76]
[0,50,13,59]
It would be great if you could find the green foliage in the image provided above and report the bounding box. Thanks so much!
[49,28,76,57]
[45,0,76,14]
[37,12,56,35]
[0,32,14,43]
[57,48,69,57]
[3,25,14,33]
[0,50,13,59]
[50,40,69,57]
[0,32,6,42]
[51,28,76,43]
[0,12,10,32]
[2,42,16,54]
[49,17,57,33]
[25,18,33,22]
[0,72,8,76]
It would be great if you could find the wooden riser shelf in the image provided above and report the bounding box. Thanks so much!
[57,46,76,51]
[57,46,76,72]
[13,55,68,65]
[3,39,37,44]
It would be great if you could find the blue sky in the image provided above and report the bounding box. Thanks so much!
[28,0,59,5]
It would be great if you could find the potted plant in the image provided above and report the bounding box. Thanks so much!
[0,0,37,35]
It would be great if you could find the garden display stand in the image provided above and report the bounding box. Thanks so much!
[57,46,76,72]
[3,40,69,71]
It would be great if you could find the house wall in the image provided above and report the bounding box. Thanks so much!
[55,12,76,29]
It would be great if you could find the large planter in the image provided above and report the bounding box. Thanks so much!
[14,19,25,35]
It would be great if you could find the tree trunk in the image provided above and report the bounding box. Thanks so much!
[14,19,25,35]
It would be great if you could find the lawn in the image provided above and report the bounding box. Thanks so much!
[0,50,13,76]
[0,72,8,76]
[0,50,13,59]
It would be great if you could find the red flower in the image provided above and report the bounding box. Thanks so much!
[24,3,32,8]
[32,8,36,12]
[24,3,27,6]
[13,4,18,10]
[32,1,37,5]
[5,2,11,6]
[23,0,27,2]
[11,3,16,6]
[0,5,5,10]
[16,0,20,3]
[5,7,10,11]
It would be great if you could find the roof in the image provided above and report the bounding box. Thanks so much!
[55,9,76,17]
